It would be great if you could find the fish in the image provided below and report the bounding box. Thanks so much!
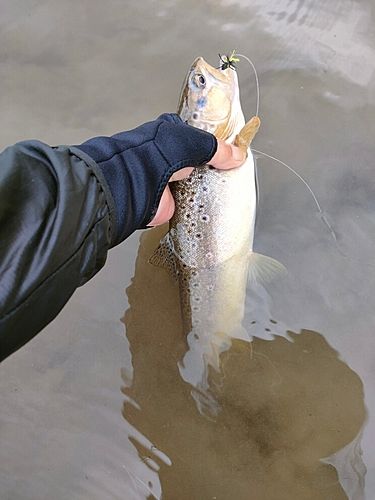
[150,56,284,408]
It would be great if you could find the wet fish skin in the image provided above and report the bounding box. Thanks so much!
[170,56,257,268]
[151,56,258,335]
[149,56,283,411]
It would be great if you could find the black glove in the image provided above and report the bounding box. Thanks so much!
[75,113,217,245]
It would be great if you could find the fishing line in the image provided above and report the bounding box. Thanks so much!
[235,53,337,243]
[226,51,337,244]
[252,149,322,212]
[236,53,260,117]
[252,148,338,242]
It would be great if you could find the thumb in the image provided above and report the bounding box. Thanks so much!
[209,139,246,170]
[169,139,246,181]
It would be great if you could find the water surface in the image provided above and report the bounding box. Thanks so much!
[1,0,374,498]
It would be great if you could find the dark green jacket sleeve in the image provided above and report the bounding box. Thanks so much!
[0,142,115,361]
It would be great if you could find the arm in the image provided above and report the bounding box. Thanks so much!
[0,113,217,361]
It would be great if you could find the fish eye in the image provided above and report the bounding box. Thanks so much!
[190,72,206,89]
[198,74,206,86]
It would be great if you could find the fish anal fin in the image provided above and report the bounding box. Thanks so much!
[149,234,178,280]
[234,116,261,152]
[247,252,286,285]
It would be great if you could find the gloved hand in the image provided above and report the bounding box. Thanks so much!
[77,113,245,244]
[149,119,246,227]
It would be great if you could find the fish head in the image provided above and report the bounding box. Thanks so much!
[178,57,244,141]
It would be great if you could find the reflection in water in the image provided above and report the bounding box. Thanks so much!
[121,227,366,499]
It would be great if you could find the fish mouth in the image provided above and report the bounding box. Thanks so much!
[190,57,232,82]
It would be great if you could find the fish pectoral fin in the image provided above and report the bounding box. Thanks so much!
[149,234,178,280]
[234,116,261,152]
[247,252,286,285]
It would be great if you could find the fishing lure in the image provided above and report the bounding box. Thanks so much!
[218,50,240,71]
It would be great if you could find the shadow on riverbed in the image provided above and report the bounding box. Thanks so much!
[121,226,366,500]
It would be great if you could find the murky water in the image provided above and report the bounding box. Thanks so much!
[1,1,375,499]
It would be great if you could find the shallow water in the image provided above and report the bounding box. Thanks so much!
[1,1,375,499]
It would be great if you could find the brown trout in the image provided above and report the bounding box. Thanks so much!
[151,56,283,405]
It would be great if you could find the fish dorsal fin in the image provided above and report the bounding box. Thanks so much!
[247,252,286,285]
[233,116,261,152]
[149,233,178,280]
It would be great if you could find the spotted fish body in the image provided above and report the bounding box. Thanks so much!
[151,57,267,401]
[154,57,257,320]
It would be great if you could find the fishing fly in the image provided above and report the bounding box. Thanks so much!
[218,50,240,71]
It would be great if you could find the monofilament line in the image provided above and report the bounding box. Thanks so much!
[252,149,323,213]
[237,53,260,117]
[235,52,337,244]
[252,148,338,242]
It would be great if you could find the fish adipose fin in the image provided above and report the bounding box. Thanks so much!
[149,234,178,279]
[247,252,286,285]
[234,116,261,152]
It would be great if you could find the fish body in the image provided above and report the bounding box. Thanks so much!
[151,56,279,404]
[152,57,259,321]
[174,59,255,273]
